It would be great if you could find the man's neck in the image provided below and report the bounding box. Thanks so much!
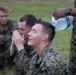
[34,42,50,56]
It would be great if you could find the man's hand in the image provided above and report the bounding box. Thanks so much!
[12,30,24,52]
[53,8,67,20]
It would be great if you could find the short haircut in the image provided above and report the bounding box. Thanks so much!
[0,6,10,13]
[35,19,55,42]
[19,14,37,27]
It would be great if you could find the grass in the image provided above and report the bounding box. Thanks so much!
[0,0,74,74]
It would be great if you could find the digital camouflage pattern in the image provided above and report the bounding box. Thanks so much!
[68,0,76,75]
[15,44,69,75]
[0,19,18,69]
[13,40,35,75]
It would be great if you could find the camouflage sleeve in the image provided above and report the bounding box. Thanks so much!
[14,49,29,65]
[14,49,30,75]
[68,17,76,74]
[0,34,12,45]
[15,65,25,75]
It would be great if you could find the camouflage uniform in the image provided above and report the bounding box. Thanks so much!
[68,0,76,75]
[15,44,69,75]
[14,40,35,75]
[0,19,18,69]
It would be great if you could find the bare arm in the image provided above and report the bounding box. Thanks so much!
[53,8,76,20]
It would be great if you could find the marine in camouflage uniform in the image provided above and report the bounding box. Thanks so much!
[0,6,18,69]
[53,1,76,74]
[68,0,76,74]
[14,44,69,75]
[13,19,69,75]
[0,19,18,69]
[10,14,37,75]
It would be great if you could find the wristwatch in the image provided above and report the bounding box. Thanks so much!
[66,8,71,15]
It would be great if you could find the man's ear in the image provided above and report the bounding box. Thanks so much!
[42,33,48,41]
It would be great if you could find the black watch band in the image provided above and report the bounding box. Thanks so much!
[66,8,71,15]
